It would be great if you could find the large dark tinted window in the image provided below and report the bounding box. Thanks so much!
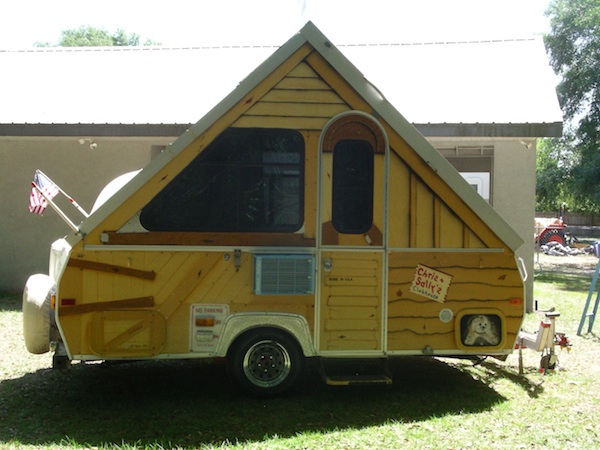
[140,128,304,232]
[332,139,374,234]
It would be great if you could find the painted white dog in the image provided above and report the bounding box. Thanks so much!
[463,315,500,346]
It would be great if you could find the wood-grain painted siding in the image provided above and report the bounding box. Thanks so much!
[59,249,315,355]
[233,62,350,130]
[320,253,382,351]
[388,151,486,249]
[386,252,524,351]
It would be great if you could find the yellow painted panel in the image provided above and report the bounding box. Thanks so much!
[244,101,348,118]
[327,286,379,297]
[388,299,446,317]
[232,115,330,130]
[389,265,523,289]
[325,319,378,331]
[261,89,345,104]
[388,317,453,334]
[195,253,252,304]
[438,204,465,247]
[447,284,523,301]
[324,330,378,341]
[323,256,379,270]
[306,52,373,112]
[387,330,455,350]
[152,253,201,300]
[324,337,379,351]
[414,177,435,248]
[465,229,486,248]
[288,61,319,78]
[334,234,376,246]
[327,306,378,320]
[321,151,333,222]
[67,248,317,356]
[388,251,518,271]
[58,315,83,354]
[388,300,524,320]
[303,131,319,239]
[388,152,411,248]
[373,154,386,244]
[384,128,505,249]
[89,310,166,357]
[386,250,524,352]
[320,251,383,351]
[274,77,332,90]
[327,296,379,306]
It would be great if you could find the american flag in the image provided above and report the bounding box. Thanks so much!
[29,170,59,215]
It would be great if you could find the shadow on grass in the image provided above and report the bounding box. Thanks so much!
[440,357,545,399]
[0,292,21,312]
[0,357,506,448]
[577,332,600,343]
[535,271,589,294]
[478,361,544,398]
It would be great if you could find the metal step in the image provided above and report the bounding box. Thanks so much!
[324,374,393,386]
[320,358,393,386]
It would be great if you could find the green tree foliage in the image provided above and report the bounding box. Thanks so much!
[536,134,575,212]
[543,0,600,213]
[35,26,160,47]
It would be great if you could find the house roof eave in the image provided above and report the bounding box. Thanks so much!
[0,121,562,138]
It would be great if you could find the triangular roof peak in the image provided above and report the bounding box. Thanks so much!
[80,21,523,252]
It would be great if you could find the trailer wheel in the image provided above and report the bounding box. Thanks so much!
[540,229,565,246]
[227,329,304,397]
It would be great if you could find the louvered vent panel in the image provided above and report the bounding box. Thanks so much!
[254,255,315,295]
[437,146,494,157]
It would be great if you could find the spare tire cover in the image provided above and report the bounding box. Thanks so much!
[23,274,55,354]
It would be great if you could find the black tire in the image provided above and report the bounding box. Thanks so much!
[227,329,304,397]
[540,229,565,246]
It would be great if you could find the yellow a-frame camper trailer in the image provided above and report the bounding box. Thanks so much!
[23,23,527,396]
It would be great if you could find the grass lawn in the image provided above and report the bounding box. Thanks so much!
[1,253,599,449]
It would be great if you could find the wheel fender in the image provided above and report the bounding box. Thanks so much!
[22,274,55,354]
[215,313,315,358]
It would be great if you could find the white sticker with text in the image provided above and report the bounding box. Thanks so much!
[409,264,453,303]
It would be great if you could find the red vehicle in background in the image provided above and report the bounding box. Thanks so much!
[535,217,568,246]
[535,204,573,247]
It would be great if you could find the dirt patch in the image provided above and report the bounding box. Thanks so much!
[535,251,599,277]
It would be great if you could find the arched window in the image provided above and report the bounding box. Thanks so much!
[322,113,385,236]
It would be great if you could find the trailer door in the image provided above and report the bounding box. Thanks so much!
[317,113,388,354]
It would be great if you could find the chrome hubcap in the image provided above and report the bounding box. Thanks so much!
[243,339,292,387]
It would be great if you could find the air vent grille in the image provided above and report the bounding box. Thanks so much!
[254,255,315,295]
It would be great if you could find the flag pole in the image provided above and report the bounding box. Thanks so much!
[36,169,89,218]
[32,182,80,233]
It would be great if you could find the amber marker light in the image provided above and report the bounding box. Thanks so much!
[196,317,215,327]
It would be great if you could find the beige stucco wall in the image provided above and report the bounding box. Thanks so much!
[0,136,174,292]
[430,137,536,311]
[494,139,536,311]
